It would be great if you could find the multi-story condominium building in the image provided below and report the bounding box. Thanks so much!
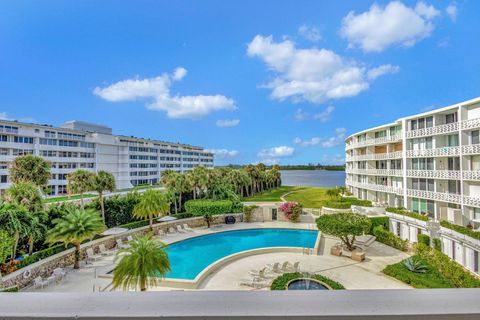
[345,97,480,228]
[0,120,214,196]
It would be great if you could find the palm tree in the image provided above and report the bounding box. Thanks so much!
[133,189,170,230]
[9,155,51,188]
[3,181,44,213]
[244,165,257,196]
[0,203,33,259]
[187,166,208,199]
[26,214,46,255]
[92,171,116,223]
[46,207,105,269]
[112,235,170,291]
[67,169,94,208]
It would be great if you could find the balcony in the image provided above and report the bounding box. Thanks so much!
[406,146,459,158]
[406,122,459,139]
[346,168,403,177]
[461,117,480,130]
[462,171,480,181]
[345,134,402,150]
[346,180,403,195]
[462,144,480,155]
[406,189,462,205]
[463,196,480,208]
[406,170,461,180]
[346,151,402,162]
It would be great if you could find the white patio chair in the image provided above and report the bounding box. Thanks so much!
[33,276,50,289]
[176,225,187,233]
[168,227,177,234]
[182,224,193,231]
[157,229,166,237]
[290,261,300,272]
[99,244,114,256]
[266,262,281,273]
[86,248,102,262]
[279,261,290,272]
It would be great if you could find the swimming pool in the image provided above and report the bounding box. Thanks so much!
[164,228,318,280]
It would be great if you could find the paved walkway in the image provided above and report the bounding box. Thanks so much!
[25,221,411,292]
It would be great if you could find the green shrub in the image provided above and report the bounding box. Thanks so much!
[368,216,389,235]
[415,243,480,288]
[373,226,408,252]
[118,219,150,230]
[185,200,233,216]
[323,197,372,209]
[417,234,430,246]
[270,272,345,290]
[0,286,19,292]
[386,207,429,221]
[383,256,454,288]
[432,238,442,251]
[16,244,67,269]
[440,220,480,241]
[243,205,258,222]
[173,213,194,220]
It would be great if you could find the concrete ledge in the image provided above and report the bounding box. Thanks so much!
[1,289,480,319]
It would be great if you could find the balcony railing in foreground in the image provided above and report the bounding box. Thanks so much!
[0,290,479,319]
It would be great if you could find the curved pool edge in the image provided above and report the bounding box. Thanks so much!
[99,228,322,290]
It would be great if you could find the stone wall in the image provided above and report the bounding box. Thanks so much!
[2,213,242,290]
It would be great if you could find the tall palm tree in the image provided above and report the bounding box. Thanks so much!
[3,181,44,213]
[26,214,46,255]
[244,165,257,196]
[174,173,190,212]
[67,169,94,208]
[9,155,51,188]
[92,171,116,223]
[112,235,170,291]
[133,189,170,230]
[0,203,33,259]
[46,207,105,269]
[187,166,208,199]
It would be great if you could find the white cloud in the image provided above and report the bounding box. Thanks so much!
[247,35,396,104]
[0,112,35,123]
[216,119,240,127]
[0,112,10,120]
[446,4,458,22]
[93,68,236,119]
[294,109,309,121]
[298,25,322,42]
[205,149,239,158]
[367,64,400,80]
[313,105,335,123]
[258,146,295,158]
[322,154,346,165]
[340,1,439,52]
[294,128,346,148]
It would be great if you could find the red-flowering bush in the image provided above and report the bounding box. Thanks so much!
[279,202,302,222]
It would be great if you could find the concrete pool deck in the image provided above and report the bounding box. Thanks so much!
[25,221,411,292]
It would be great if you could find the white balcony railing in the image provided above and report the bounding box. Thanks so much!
[406,146,459,158]
[406,122,459,139]
[346,168,403,176]
[345,135,402,150]
[406,169,461,180]
[346,180,403,195]
[406,189,462,204]
[461,117,480,130]
[462,170,480,181]
[463,196,480,208]
[346,151,402,162]
[462,144,480,155]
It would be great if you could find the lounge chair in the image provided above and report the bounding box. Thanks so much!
[86,248,102,262]
[168,227,177,234]
[116,239,130,249]
[157,229,166,237]
[33,276,50,289]
[266,262,281,273]
[176,225,187,233]
[289,261,300,272]
[279,261,290,272]
[183,224,193,231]
[99,244,114,256]
[250,267,272,279]
[52,268,66,281]
[240,277,268,289]
[127,235,134,242]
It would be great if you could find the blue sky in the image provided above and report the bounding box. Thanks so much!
[0,1,479,165]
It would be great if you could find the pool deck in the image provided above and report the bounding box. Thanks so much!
[24,221,411,292]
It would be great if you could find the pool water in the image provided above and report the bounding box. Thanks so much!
[163,228,318,280]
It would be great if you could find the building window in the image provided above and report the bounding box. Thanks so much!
[472,130,479,145]
[445,112,458,124]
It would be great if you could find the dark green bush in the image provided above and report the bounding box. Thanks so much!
[100,193,141,227]
[433,238,442,251]
[383,256,454,288]
[118,219,150,230]
[16,244,67,269]
[368,216,389,235]
[270,272,345,290]
[440,220,480,241]
[373,226,408,252]
[417,234,430,246]
[415,243,480,288]
[185,200,233,216]
[323,197,372,209]
[386,207,429,221]
[0,286,19,292]
[173,213,194,220]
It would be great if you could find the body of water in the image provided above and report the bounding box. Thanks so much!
[164,228,317,280]
[280,170,345,188]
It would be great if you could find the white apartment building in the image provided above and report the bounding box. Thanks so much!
[0,120,214,196]
[345,97,480,228]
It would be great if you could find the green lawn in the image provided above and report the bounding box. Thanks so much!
[44,193,98,203]
[244,186,332,208]
[383,256,454,288]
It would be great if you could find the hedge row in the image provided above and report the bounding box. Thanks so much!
[385,207,429,222]
[185,200,233,216]
[368,216,389,235]
[373,226,408,252]
[440,220,480,241]
[323,197,372,209]
[417,234,430,246]
[270,272,345,290]
[16,244,69,269]
[415,243,480,288]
